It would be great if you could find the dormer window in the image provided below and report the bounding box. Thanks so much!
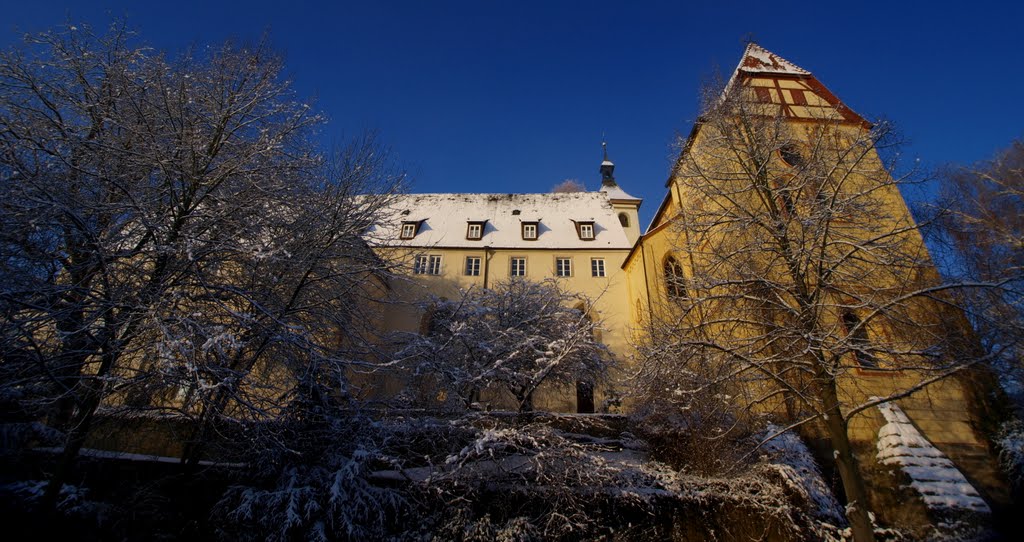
[522,221,538,240]
[466,221,486,240]
[400,221,419,239]
[575,221,595,240]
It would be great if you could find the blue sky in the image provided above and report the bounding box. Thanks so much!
[2,1,1021,226]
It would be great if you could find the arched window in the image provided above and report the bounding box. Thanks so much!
[778,143,807,168]
[664,256,686,299]
[618,213,630,227]
[842,311,878,368]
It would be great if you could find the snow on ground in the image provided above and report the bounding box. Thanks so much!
[874,402,990,513]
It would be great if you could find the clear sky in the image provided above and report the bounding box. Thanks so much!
[2,1,1021,226]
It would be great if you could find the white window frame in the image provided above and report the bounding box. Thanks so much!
[510,256,527,277]
[467,222,483,240]
[555,257,572,277]
[401,222,417,239]
[414,254,442,275]
[413,255,428,274]
[591,258,606,277]
[579,223,594,240]
[465,256,481,276]
[522,223,538,240]
[428,255,442,275]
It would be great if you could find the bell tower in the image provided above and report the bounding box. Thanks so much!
[597,141,642,245]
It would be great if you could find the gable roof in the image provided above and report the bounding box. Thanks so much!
[718,42,869,128]
[368,192,634,250]
[737,43,810,76]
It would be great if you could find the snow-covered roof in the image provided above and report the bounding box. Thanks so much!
[875,401,990,513]
[718,43,812,107]
[599,183,640,203]
[368,192,634,249]
[737,43,810,76]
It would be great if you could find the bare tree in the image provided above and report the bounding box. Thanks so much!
[550,178,586,193]
[0,23,404,504]
[402,279,610,412]
[631,80,990,541]
[933,140,1024,401]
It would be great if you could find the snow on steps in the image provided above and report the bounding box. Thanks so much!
[874,401,990,513]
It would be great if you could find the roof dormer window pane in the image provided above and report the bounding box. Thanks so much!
[466,222,483,240]
[522,222,538,240]
[400,222,418,239]
[579,223,594,240]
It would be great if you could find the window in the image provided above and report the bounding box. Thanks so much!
[522,222,538,240]
[664,257,686,299]
[400,222,418,239]
[591,258,605,277]
[778,143,807,168]
[465,256,481,276]
[414,254,442,275]
[618,213,630,227]
[555,257,572,277]
[510,257,526,277]
[574,220,596,240]
[842,311,878,368]
[466,222,484,240]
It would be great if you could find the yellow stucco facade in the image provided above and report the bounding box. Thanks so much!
[376,46,1000,476]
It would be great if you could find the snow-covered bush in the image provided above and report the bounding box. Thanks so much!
[629,393,753,475]
[997,418,1024,485]
[0,422,62,453]
[629,330,755,474]
[759,426,845,525]
[0,479,105,520]
[419,421,675,539]
[401,279,612,412]
[216,449,404,542]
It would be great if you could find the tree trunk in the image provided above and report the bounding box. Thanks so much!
[519,389,534,413]
[40,379,105,510]
[821,380,876,542]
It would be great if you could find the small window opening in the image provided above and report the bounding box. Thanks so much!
[400,221,419,239]
[465,256,481,276]
[466,221,485,240]
[510,257,526,277]
[522,222,538,240]
[555,257,571,277]
[842,311,878,368]
[664,257,686,299]
[779,143,806,168]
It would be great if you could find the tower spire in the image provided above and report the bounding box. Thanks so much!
[600,141,616,188]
